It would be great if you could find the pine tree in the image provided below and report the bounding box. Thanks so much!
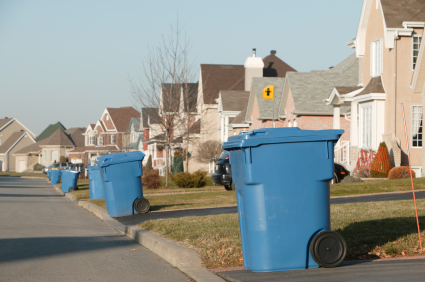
[370,142,392,178]
[145,155,153,172]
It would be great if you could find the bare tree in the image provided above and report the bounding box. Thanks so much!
[130,21,198,186]
[195,140,224,166]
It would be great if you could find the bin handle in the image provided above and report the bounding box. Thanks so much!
[249,129,267,136]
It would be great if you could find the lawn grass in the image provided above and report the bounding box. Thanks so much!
[139,199,425,269]
[89,190,237,212]
[0,172,47,177]
[330,177,425,197]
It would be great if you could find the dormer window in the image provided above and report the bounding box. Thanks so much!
[413,36,422,70]
[371,39,382,77]
[88,136,95,145]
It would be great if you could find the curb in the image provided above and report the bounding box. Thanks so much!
[53,185,225,282]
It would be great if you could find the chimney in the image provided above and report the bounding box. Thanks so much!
[244,48,264,91]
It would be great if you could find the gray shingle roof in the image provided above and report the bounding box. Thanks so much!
[65,127,86,147]
[221,91,250,111]
[127,117,141,132]
[141,108,160,128]
[246,77,286,121]
[0,131,26,154]
[286,53,358,115]
[355,76,385,96]
[381,0,425,28]
[40,128,75,146]
[14,142,42,155]
[230,108,248,125]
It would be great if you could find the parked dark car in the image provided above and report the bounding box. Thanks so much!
[212,153,350,190]
[332,163,350,184]
[211,152,235,191]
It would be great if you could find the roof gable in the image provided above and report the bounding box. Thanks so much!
[40,128,75,147]
[0,131,28,154]
[220,91,250,112]
[106,107,140,132]
[0,118,15,131]
[262,50,297,77]
[248,77,286,120]
[36,122,66,142]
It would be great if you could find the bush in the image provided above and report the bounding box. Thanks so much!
[33,163,45,171]
[145,155,153,172]
[170,170,208,188]
[142,169,161,189]
[388,166,416,179]
[370,142,392,178]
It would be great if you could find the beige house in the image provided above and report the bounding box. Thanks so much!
[0,118,35,172]
[327,0,425,176]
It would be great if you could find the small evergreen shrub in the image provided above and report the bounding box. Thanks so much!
[370,142,392,178]
[388,166,416,179]
[145,155,153,172]
[142,169,161,189]
[33,163,45,171]
[170,170,208,188]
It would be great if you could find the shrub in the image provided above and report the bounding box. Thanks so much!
[145,155,153,172]
[170,170,208,188]
[388,166,416,179]
[370,142,392,178]
[33,163,45,171]
[142,169,161,189]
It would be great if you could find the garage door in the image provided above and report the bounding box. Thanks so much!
[18,160,27,173]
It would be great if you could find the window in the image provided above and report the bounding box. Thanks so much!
[88,136,95,145]
[51,150,58,162]
[371,40,382,77]
[413,36,422,70]
[131,132,137,142]
[98,137,104,146]
[412,105,423,147]
[361,106,372,148]
[43,150,47,161]
[110,135,115,144]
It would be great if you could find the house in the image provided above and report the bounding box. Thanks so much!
[14,127,86,171]
[122,117,143,152]
[327,0,425,176]
[36,122,66,142]
[68,107,140,166]
[142,82,198,174]
[193,49,296,172]
[0,118,36,172]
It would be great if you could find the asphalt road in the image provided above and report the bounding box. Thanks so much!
[0,177,191,282]
[217,258,425,282]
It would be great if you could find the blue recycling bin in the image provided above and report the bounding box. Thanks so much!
[88,164,105,199]
[49,170,61,185]
[96,151,150,217]
[223,128,347,272]
[61,170,80,193]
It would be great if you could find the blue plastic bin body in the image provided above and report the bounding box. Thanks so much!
[88,165,105,199]
[49,170,61,185]
[222,128,344,272]
[96,151,145,217]
[61,170,80,193]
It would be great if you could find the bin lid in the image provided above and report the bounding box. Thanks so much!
[222,127,344,149]
[63,169,80,174]
[96,151,145,168]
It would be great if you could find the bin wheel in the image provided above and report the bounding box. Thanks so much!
[68,188,74,193]
[134,197,150,214]
[310,231,346,268]
[330,173,338,185]
[224,182,236,191]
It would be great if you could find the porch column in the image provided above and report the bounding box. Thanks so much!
[333,106,341,129]
[220,116,225,143]
[350,102,358,147]
[224,116,229,142]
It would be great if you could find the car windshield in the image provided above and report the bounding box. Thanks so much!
[49,164,59,168]
[218,152,229,160]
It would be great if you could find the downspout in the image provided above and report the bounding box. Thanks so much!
[394,35,399,137]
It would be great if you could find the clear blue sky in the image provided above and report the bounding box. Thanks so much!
[0,0,363,136]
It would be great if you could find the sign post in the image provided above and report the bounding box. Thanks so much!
[262,85,275,128]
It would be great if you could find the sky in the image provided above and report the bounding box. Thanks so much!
[0,0,363,136]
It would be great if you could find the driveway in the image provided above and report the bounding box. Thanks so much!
[0,177,191,282]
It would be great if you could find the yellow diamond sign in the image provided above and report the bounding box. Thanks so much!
[262,85,274,99]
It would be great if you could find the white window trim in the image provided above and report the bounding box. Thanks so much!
[413,35,422,70]
[88,136,95,145]
[360,103,373,149]
[411,104,423,148]
[98,137,104,146]
[370,39,383,77]
[110,135,115,144]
